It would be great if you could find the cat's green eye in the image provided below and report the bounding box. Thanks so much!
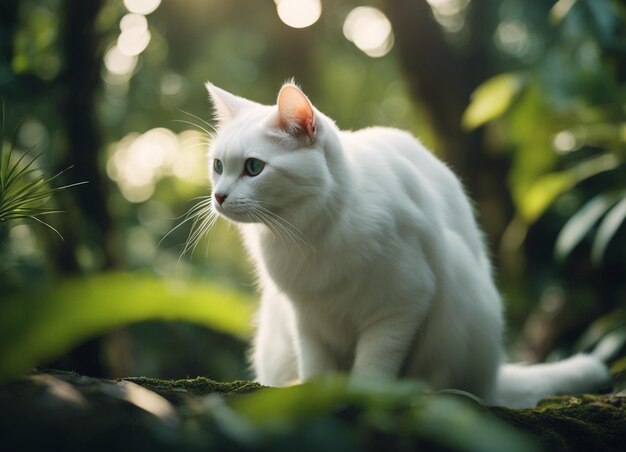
[213,159,223,175]
[244,158,265,177]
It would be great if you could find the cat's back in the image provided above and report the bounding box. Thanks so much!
[338,126,487,262]
[339,126,451,185]
[339,126,461,204]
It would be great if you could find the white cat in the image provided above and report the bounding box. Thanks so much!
[205,81,610,408]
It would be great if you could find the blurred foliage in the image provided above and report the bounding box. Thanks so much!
[0,272,253,382]
[460,0,625,361]
[465,0,626,265]
[229,376,536,452]
[462,72,524,130]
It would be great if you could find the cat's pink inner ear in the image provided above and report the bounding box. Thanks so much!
[277,85,316,140]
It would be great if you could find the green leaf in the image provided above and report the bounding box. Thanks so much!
[585,0,619,44]
[411,395,535,452]
[549,0,578,25]
[555,191,622,261]
[591,194,626,264]
[519,154,620,222]
[0,272,254,382]
[519,172,573,222]
[507,84,559,214]
[575,308,626,353]
[462,73,523,130]
[232,376,537,452]
[233,376,350,432]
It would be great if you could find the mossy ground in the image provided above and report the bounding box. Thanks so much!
[123,375,262,402]
[492,394,626,451]
[1,368,624,451]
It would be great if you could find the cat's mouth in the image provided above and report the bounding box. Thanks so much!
[214,202,259,224]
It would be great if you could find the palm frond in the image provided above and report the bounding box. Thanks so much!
[0,110,85,236]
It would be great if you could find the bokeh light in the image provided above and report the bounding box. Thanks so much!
[123,0,161,15]
[275,0,321,29]
[553,130,577,154]
[107,128,176,203]
[9,225,38,259]
[172,130,211,181]
[120,13,147,32]
[104,45,137,76]
[17,119,48,149]
[426,0,470,33]
[107,128,207,203]
[343,7,394,58]
[117,14,151,56]
[495,20,529,57]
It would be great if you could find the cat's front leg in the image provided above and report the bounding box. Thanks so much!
[352,311,420,379]
[295,318,337,380]
[252,290,299,386]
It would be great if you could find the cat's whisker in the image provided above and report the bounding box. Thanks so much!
[179,201,213,224]
[173,196,221,263]
[253,209,288,246]
[250,204,312,254]
[160,197,214,246]
[179,211,208,260]
[179,136,215,146]
[264,216,310,255]
[247,211,269,236]
[177,108,216,131]
[178,140,213,150]
[203,211,221,258]
[180,143,214,151]
[187,208,217,249]
[188,194,213,202]
[263,215,304,252]
[180,214,213,262]
[252,210,296,252]
[247,207,283,243]
[167,196,213,224]
[254,203,315,253]
[190,137,215,144]
[170,119,215,138]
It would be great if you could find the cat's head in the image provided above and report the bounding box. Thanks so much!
[206,82,338,225]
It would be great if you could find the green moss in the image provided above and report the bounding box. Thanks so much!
[122,375,263,402]
[491,394,626,451]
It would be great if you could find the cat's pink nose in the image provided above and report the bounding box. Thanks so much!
[214,192,227,205]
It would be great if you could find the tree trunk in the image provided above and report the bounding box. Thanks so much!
[54,0,120,273]
[51,0,120,377]
[0,0,18,75]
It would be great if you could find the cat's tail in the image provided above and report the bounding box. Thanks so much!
[494,354,611,408]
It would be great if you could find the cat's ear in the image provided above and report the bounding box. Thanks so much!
[277,83,316,142]
[206,82,256,126]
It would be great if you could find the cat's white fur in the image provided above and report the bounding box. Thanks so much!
[205,81,610,408]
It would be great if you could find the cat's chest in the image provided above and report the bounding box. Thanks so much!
[261,242,354,302]
[248,203,433,311]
